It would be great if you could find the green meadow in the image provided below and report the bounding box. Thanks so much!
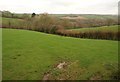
[69,25,119,32]
[3,28,118,80]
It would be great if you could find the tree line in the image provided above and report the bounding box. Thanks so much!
[1,12,119,41]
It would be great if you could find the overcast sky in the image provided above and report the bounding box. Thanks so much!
[0,0,119,14]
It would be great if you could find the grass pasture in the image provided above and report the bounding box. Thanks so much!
[3,28,118,80]
[69,25,119,32]
[1,17,25,28]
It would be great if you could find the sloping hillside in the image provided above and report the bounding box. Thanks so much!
[3,28,118,80]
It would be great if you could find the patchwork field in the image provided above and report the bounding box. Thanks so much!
[2,28,118,80]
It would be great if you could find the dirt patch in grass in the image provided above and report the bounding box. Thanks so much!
[42,60,85,80]
[89,72,102,80]
[56,62,67,69]
[42,61,68,80]
[90,76,102,80]
[43,72,51,80]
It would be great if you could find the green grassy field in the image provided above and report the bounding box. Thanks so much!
[0,28,2,80]
[3,28,118,80]
[69,25,119,32]
[0,17,25,29]
[1,17,24,25]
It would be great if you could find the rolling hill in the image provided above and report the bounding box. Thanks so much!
[2,28,118,80]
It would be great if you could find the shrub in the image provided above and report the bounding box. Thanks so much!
[2,12,119,41]
[30,13,61,33]
[56,29,120,41]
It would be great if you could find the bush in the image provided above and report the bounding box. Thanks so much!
[30,13,60,33]
[56,29,120,41]
[2,12,119,41]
